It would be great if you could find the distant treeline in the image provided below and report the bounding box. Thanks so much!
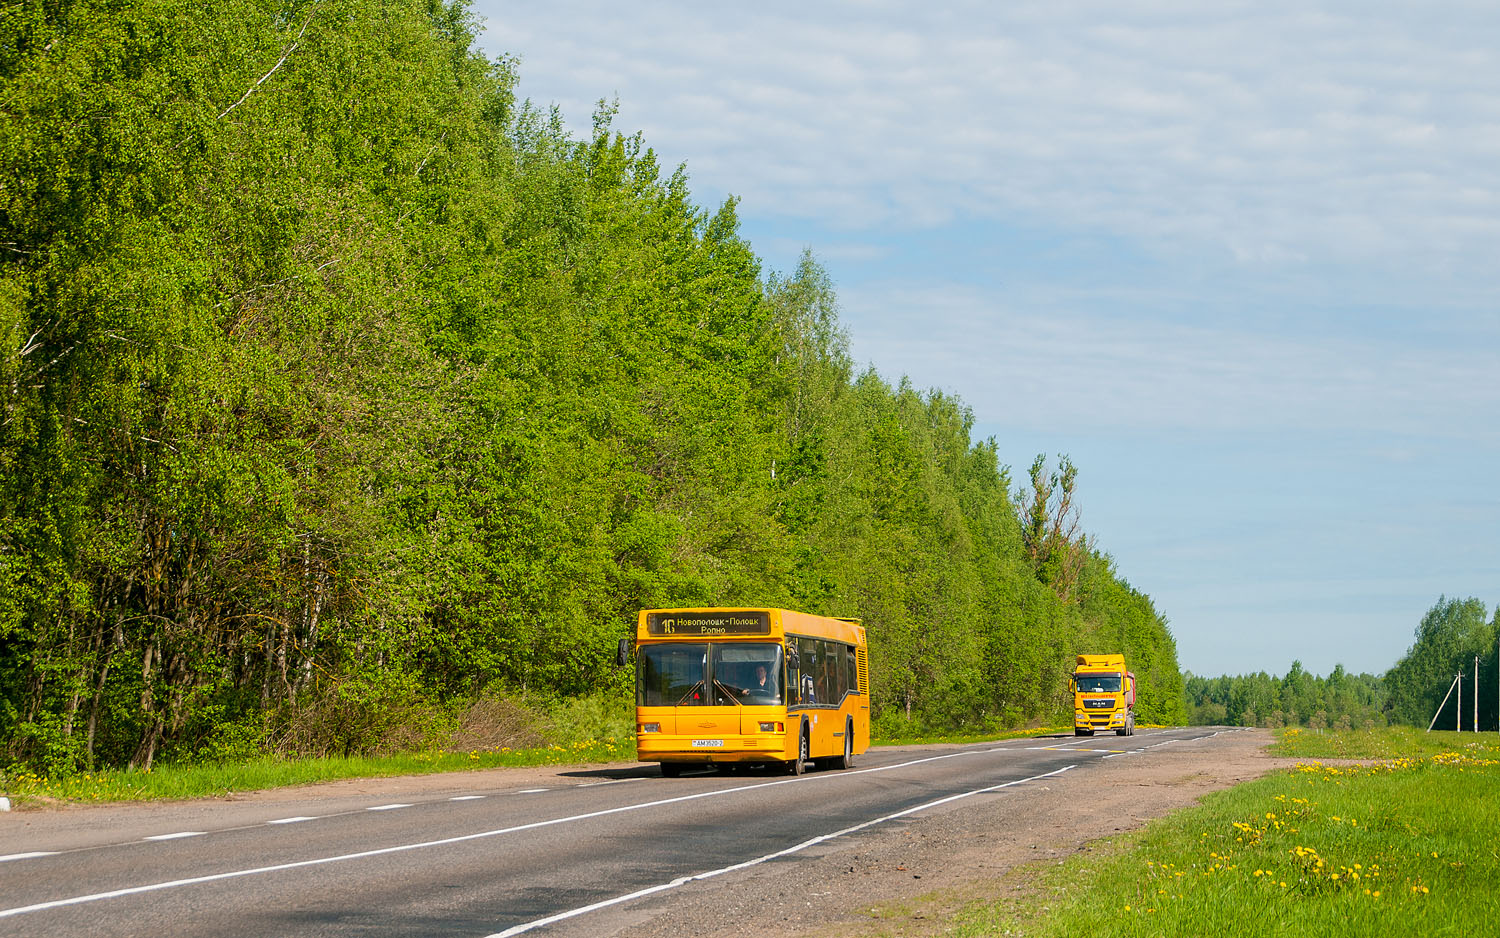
[1187,596,1500,730]
[1,0,1183,775]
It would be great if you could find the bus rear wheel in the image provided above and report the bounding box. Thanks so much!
[829,720,855,770]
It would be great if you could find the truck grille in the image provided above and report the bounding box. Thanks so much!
[1083,698,1115,709]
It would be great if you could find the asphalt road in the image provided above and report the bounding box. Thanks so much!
[0,727,1231,937]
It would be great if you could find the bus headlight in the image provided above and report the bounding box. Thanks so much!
[640,723,660,733]
[759,722,783,733]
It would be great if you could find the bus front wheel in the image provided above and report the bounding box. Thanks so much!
[789,724,809,776]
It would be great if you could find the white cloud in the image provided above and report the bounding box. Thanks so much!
[838,282,1500,440]
[473,0,1500,278]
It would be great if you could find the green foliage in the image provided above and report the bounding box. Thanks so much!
[1188,663,1386,729]
[1192,596,1500,732]
[1,0,1184,775]
[1384,596,1498,730]
[1186,662,1387,730]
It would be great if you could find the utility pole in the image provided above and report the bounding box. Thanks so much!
[1475,655,1480,733]
[1429,672,1461,732]
[1458,671,1463,732]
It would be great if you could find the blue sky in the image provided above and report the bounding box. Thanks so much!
[469,0,1500,678]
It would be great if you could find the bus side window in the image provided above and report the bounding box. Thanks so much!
[845,644,858,696]
[800,637,819,704]
[840,642,852,702]
[785,641,800,706]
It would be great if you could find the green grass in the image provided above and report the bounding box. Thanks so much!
[940,730,1500,937]
[0,737,632,805]
[1269,724,1490,760]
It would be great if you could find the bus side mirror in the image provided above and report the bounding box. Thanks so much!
[617,638,631,666]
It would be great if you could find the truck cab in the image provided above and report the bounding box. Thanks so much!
[1072,654,1136,736]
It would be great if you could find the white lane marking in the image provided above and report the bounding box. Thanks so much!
[482,764,1078,938]
[0,747,1076,919]
[516,789,548,794]
[0,853,58,863]
[142,832,203,841]
[448,796,485,802]
[365,804,412,811]
[267,817,318,825]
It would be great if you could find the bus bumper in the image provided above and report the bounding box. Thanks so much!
[637,736,793,764]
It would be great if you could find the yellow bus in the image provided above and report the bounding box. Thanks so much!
[624,608,869,776]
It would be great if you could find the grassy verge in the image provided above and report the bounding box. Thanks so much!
[939,728,1500,937]
[0,738,632,805]
[3,720,1068,805]
[1269,724,1490,760]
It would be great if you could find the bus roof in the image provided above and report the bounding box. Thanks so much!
[636,608,866,646]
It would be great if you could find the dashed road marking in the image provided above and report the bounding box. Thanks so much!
[482,764,1079,938]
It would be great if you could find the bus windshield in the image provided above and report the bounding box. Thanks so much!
[638,644,704,706]
[1075,674,1122,693]
[637,643,783,706]
[712,643,783,706]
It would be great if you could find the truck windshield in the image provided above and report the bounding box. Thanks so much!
[1076,675,1122,693]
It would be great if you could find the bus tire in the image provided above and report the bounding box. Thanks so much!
[831,720,855,770]
[789,723,809,776]
[661,762,682,778]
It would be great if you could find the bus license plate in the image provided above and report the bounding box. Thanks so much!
[691,739,724,748]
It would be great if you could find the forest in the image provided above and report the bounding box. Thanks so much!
[1186,597,1500,731]
[1,0,1185,775]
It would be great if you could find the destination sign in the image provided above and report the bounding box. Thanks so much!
[646,611,771,636]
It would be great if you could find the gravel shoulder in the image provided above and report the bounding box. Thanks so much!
[616,727,1292,938]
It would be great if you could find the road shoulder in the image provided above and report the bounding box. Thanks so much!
[616,728,1291,938]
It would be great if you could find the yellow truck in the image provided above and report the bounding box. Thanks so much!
[1072,654,1136,736]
